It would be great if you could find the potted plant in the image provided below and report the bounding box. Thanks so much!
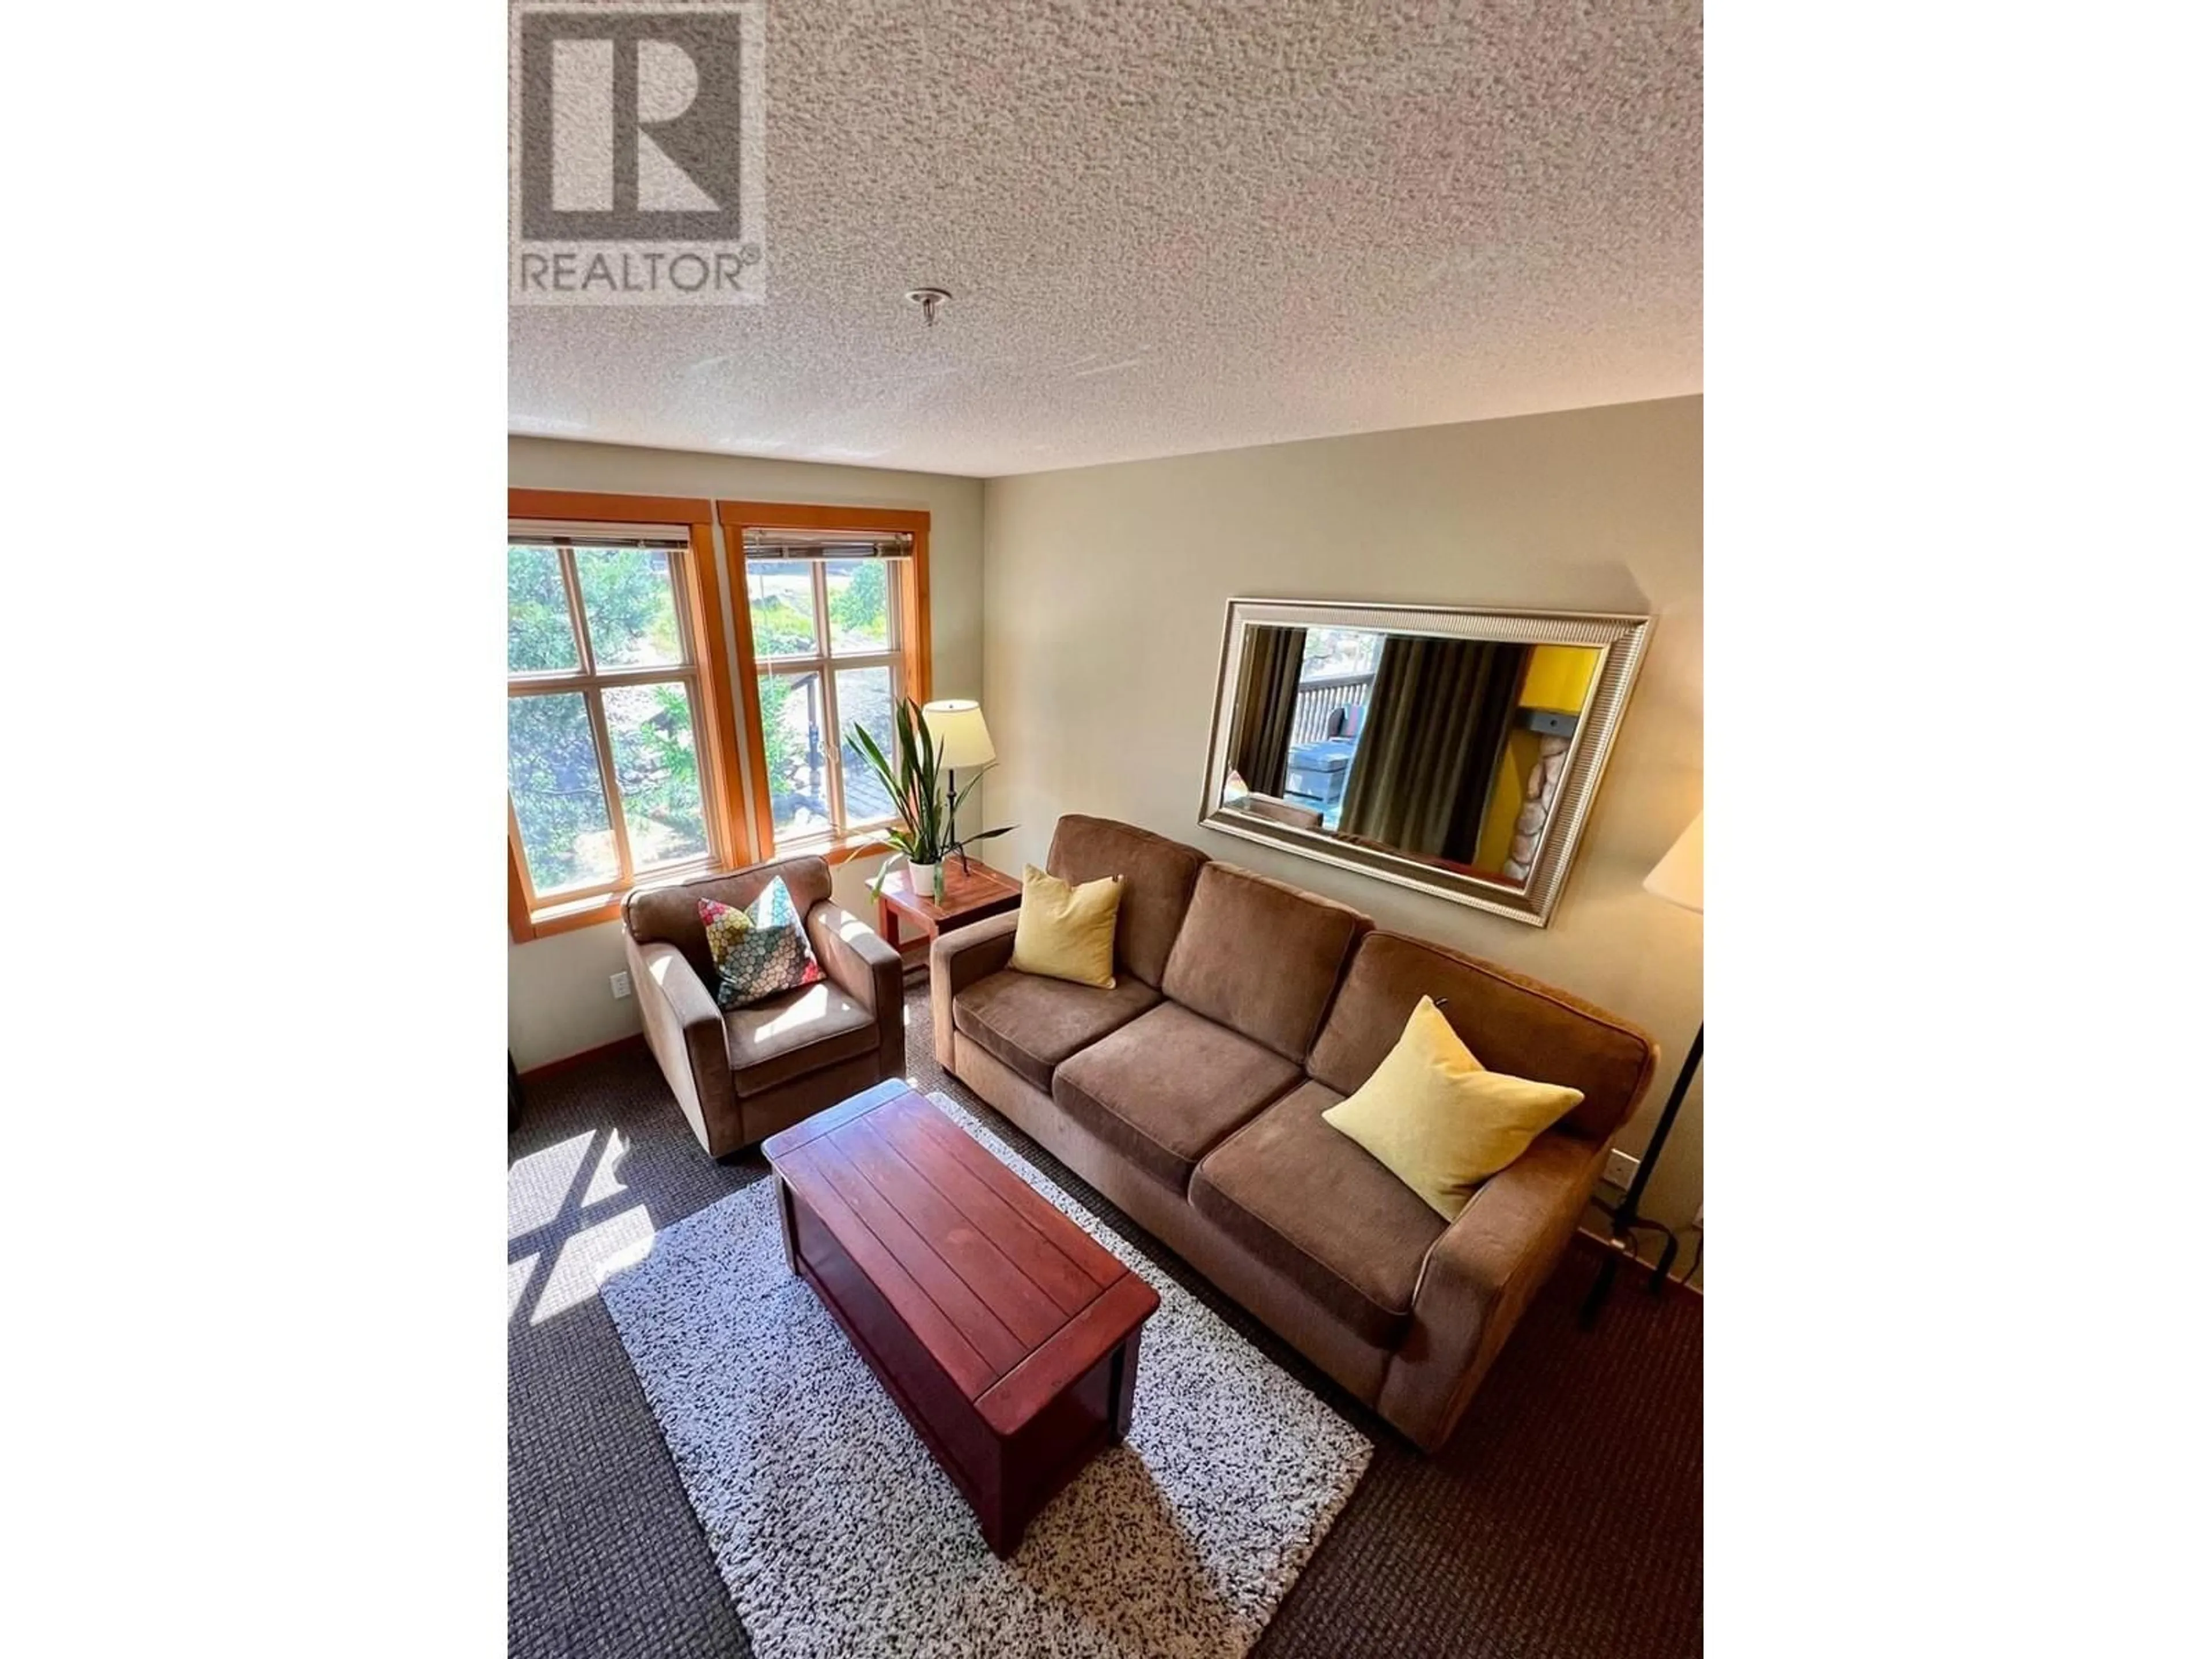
[847,698,1013,903]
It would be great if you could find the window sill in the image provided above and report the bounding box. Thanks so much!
[510,855,719,943]
[512,892,626,941]
[773,828,895,868]
[509,839,893,943]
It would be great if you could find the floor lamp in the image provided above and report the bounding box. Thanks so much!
[1581,812,1702,1325]
[921,699,996,874]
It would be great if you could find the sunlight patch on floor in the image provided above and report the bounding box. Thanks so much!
[508,1253,538,1321]
[582,1127,629,1208]
[509,1130,595,1241]
[535,1206,656,1325]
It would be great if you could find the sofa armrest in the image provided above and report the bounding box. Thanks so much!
[627,935,737,1154]
[807,900,904,1078]
[806,900,901,1012]
[929,910,1020,1071]
[1376,1131,1603,1451]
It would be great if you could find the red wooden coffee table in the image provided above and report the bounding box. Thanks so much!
[762,1081,1159,1557]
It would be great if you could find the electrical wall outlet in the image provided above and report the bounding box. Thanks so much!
[609,971,632,999]
[1601,1148,1639,1190]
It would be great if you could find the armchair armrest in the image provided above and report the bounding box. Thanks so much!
[1376,1131,1603,1451]
[929,910,1020,1070]
[806,900,904,1079]
[626,935,737,1156]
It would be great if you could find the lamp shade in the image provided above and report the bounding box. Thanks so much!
[922,699,996,769]
[1643,812,1702,914]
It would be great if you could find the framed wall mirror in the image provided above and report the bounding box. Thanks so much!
[1198,599,1652,926]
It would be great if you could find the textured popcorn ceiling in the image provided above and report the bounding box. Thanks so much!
[509,0,1702,477]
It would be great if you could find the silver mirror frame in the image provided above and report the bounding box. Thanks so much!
[1198,598,1653,927]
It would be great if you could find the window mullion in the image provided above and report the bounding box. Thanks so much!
[812,563,849,834]
[666,548,697,666]
[821,661,846,836]
[556,663,690,690]
[557,548,597,675]
[583,687,635,885]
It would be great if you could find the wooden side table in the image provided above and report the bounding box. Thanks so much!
[873,858,1023,968]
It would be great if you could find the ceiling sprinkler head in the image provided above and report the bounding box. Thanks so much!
[905,287,951,327]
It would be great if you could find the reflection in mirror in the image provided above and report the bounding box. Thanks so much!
[1224,625,1599,885]
[1202,601,1648,926]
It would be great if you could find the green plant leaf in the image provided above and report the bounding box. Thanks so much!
[847,719,895,785]
[888,700,918,834]
[842,697,977,864]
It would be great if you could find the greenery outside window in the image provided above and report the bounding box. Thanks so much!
[507,501,741,938]
[505,494,930,939]
[746,554,906,844]
[721,503,933,858]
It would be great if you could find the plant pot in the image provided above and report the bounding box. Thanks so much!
[907,862,945,903]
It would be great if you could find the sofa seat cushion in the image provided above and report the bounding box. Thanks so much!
[725,980,877,1097]
[1192,1079,1448,1347]
[1052,1002,1301,1194]
[952,969,1161,1091]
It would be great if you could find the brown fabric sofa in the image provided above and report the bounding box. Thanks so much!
[931,815,1658,1452]
[624,855,904,1158]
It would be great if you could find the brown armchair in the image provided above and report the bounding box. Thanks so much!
[622,855,906,1158]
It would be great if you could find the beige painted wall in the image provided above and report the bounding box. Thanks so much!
[979,396,1704,1229]
[506,438,986,1070]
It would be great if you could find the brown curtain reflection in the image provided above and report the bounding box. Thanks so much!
[1228,625,1306,796]
[1338,637,1527,862]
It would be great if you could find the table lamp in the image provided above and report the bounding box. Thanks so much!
[1582,811,1703,1321]
[922,699,995,872]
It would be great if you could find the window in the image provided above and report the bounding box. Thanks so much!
[507,490,743,939]
[505,493,929,938]
[721,503,932,856]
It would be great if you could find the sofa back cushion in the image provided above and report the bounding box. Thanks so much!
[624,856,834,987]
[1308,932,1657,1142]
[1162,863,1369,1062]
[1047,815,1209,988]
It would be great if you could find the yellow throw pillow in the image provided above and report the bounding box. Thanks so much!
[1322,996,1584,1221]
[1009,864,1123,989]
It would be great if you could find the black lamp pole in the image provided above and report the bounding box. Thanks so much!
[946,767,972,874]
[1580,1022,1702,1325]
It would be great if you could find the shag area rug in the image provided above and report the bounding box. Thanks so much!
[596,1090,1372,1659]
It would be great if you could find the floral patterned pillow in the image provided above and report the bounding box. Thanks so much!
[699,880,823,1011]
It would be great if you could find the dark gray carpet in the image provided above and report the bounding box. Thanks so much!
[509,982,1702,1659]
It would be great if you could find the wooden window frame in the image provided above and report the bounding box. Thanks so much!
[507,489,747,941]
[717,501,932,862]
[749,559,906,843]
